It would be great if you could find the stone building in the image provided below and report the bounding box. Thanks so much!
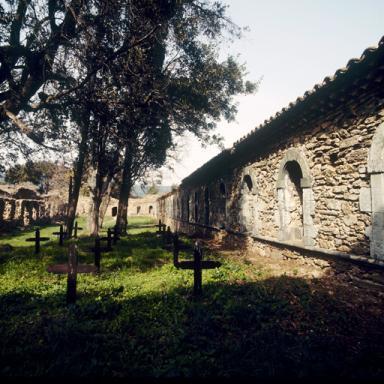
[0,185,68,230]
[157,36,384,266]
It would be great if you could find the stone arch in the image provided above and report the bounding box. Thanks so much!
[276,148,315,246]
[194,190,200,223]
[239,170,258,234]
[217,180,227,229]
[204,187,210,225]
[365,122,384,260]
[277,148,312,189]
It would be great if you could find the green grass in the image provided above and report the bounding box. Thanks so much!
[0,216,384,378]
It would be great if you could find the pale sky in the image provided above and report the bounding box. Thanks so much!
[160,0,384,185]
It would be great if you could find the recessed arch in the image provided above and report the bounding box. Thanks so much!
[366,122,384,260]
[277,148,316,246]
[204,187,210,225]
[239,170,258,234]
[277,148,312,189]
[219,181,226,196]
[243,174,253,192]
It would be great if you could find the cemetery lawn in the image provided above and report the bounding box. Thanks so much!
[1,216,384,378]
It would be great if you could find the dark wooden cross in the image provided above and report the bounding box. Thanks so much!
[173,235,221,296]
[109,226,120,244]
[157,220,162,234]
[100,228,113,250]
[73,221,83,238]
[47,243,98,304]
[165,226,172,244]
[52,224,68,246]
[89,236,110,273]
[25,228,50,254]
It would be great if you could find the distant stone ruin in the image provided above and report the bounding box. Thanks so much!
[0,184,67,231]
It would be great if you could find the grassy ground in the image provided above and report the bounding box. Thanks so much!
[1,217,384,378]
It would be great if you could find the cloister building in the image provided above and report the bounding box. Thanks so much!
[157,36,384,267]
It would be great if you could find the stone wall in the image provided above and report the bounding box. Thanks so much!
[0,189,67,231]
[157,39,384,266]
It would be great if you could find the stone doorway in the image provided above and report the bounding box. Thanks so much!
[204,188,210,226]
[281,161,303,241]
[277,148,316,246]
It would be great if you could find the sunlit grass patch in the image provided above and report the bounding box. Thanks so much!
[0,216,384,378]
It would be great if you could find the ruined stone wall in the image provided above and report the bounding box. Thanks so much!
[0,193,67,231]
[157,80,384,264]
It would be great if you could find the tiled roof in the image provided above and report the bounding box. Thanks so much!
[181,35,384,188]
[232,36,384,148]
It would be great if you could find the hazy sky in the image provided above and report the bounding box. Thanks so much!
[160,0,384,185]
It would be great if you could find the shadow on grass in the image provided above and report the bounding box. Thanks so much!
[1,275,384,378]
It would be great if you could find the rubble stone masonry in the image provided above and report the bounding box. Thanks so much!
[157,37,384,267]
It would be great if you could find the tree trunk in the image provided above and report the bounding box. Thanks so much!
[66,109,90,237]
[99,183,112,228]
[89,162,114,236]
[116,143,133,235]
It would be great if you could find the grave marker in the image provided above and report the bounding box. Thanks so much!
[110,226,120,244]
[66,243,77,304]
[156,220,162,234]
[100,228,113,250]
[52,224,68,246]
[47,243,98,304]
[173,236,221,296]
[73,221,83,238]
[25,228,50,254]
[89,236,111,273]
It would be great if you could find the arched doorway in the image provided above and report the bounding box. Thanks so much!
[366,122,384,260]
[281,161,303,241]
[204,187,210,226]
[148,205,153,215]
[277,148,316,246]
[194,191,200,223]
[239,172,258,234]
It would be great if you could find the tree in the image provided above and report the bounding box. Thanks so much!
[0,0,158,138]
[114,0,257,234]
[147,183,159,195]
[4,160,69,193]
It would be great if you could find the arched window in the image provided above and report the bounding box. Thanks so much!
[186,194,190,222]
[219,182,226,197]
[194,191,200,222]
[243,175,253,192]
[204,187,210,226]
[136,206,141,215]
[149,205,153,214]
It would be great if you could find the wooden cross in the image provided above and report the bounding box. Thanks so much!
[109,226,120,244]
[156,220,162,234]
[89,236,110,273]
[73,221,83,238]
[100,228,113,250]
[25,228,50,254]
[52,224,68,246]
[165,226,172,244]
[47,243,98,304]
[173,235,221,296]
